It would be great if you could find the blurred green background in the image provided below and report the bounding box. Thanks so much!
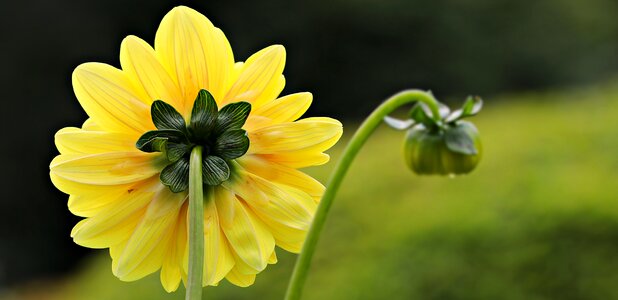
[2,0,618,299]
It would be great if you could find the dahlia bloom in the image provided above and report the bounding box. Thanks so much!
[49,6,342,292]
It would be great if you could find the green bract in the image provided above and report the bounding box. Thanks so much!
[385,94,483,175]
[136,89,251,192]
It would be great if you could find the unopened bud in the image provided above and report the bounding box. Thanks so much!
[403,121,481,175]
[384,94,484,176]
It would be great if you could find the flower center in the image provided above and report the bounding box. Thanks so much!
[136,89,251,193]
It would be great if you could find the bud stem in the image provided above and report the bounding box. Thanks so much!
[186,146,204,300]
[284,90,439,300]
[420,92,443,121]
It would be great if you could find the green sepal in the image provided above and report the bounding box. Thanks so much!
[409,104,437,128]
[136,129,186,152]
[444,124,478,155]
[437,102,451,118]
[462,96,483,115]
[189,89,218,140]
[151,139,167,153]
[216,101,251,134]
[160,157,190,193]
[202,156,230,186]
[446,96,483,123]
[165,142,191,162]
[137,90,255,191]
[151,100,187,131]
[383,116,414,130]
[214,129,250,159]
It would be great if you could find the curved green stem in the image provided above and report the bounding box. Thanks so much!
[186,146,204,300]
[284,90,438,300]
[420,92,442,122]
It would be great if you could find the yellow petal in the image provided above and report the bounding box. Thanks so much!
[120,35,184,112]
[223,45,286,108]
[68,188,127,218]
[222,169,270,207]
[257,152,331,169]
[233,171,316,231]
[202,190,235,286]
[70,178,159,248]
[216,192,274,272]
[55,127,138,155]
[50,172,132,196]
[251,92,312,126]
[248,117,342,154]
[81,118,102,131]
[232,61,244,82]
[72,62,152,134]
[110,238,129,272]
[160,202,188,292]
[238,155,324,201]
[160,255,182,292]
[226,266,256,287]
[248,183,315,253]
[50,152,163,185]
[114,187,186,280]
[244,115,273,132]
[72,215,140,250]
[213,187,235,226]
[258,216,307,253]
[111,237,179,283]
[155,6,235,112]
[258,74,286,108]
[268,251,278,264]
[228,250,259,275]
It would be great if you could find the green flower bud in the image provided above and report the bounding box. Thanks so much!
[383,94,484,176]
[404,121,481,175]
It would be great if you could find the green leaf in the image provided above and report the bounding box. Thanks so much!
[151,100,186,131]
[214,129,250,159]
[409,104,436,128]
[165,142,191,162]
[384,116,414,130]
[136,129,186,152]
[216,101,251,134]
[189,89,218,139]
[444,125,478,155]
[160,157,190,192]
[202,156,230,185]
[446,96,483,123]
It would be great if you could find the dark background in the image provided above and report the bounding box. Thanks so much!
[1,0,618,288]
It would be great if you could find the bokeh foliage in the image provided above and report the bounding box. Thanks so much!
[9,81,617,299]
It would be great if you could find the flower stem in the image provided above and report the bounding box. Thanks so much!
[186,146,204,300]
[284,90,438,300]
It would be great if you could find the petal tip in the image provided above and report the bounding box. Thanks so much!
[268,44,286,57]
[120,35,143,49]
[169,5,192,15]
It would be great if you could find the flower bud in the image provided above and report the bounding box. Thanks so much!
[403,121,482,175]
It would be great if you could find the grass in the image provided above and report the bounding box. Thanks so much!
[11,82,618,299]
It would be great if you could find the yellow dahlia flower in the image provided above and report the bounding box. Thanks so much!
[49,6,342,292]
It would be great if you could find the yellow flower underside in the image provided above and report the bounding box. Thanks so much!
[49,6,342,292]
